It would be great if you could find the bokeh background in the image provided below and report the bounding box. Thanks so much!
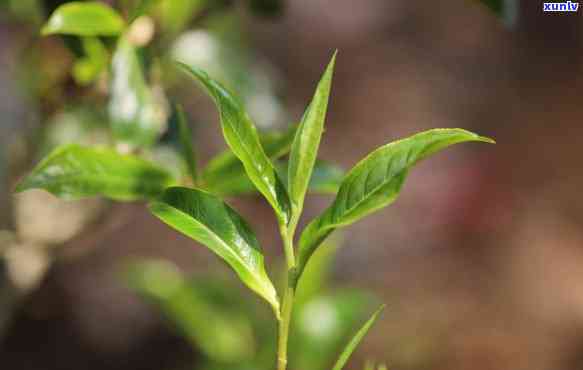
[2,1,583,369]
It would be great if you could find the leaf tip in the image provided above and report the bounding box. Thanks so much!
[175,60,204,79]
[328,49,338,72]
[479,135,496,144]
[40,26,53,36]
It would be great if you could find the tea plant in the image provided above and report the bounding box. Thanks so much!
[16,52,493,369]
[14,3,495,369]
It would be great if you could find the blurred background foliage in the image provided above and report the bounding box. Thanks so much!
[2,1,583,370]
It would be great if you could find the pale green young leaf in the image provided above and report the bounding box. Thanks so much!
[288,53,336,223]
[203,124,298,194]
[15,144,174,200]
[298,129,494,276]
[332,305,385,370]
[109,35,166,148]
[294,234,342,307]
[175,105,198,183]
[149,187,280,315]
[72,37,108,86]
[178,63,291,224]
[41,2,125,36]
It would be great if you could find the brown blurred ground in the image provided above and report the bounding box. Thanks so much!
[2,1,583,370]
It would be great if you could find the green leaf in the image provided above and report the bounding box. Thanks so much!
[109,35,166,148]
[158,0,207,34]
[41,2,125,36]
[202,125,298,195]
[149,187,280,315]
[298,129,494,275]
[72,37,108,86]
[294,234,343,307]
[332,305,385,370]
[203,125,297,195]
[280,160,344,195]
[179,63,291,225]
[175,105,198,183]
[288,52,336,225]
[205,159,344,197]
[15,144,174,200]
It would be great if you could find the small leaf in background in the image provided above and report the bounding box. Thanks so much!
[278,160,344,195]
[298,129,494,277]
[109,35,167,148]
[15,144,174,201]
[294,235,342,307]
[72,37,108,86]
[477,0,519,27]
[149,187,280,315]
[291,291,377,370]
[332,305,385,370]
[126,260,256,363]
[203,125,297,195]
[288,52,336,224]
[204,159,344,198]
[41,2,125,36]
[175,105,198,184]
[179,64,291,225]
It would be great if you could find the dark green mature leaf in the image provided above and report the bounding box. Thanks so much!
[176,105,198,183]
[203,124,297,194]
[179,63,291,225]
[109,35,166,148]
[41,2,125,36]
[15,144,174,200]
[298,129,494,275]
[288,53,336,224]
[332,305,385,370]
[149,187,280,314]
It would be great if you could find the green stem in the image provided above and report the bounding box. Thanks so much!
[277,284,294,370]
[277,224,297,370]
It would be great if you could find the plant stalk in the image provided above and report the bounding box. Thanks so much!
[277,284,294,370]
[277,224,297,370]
